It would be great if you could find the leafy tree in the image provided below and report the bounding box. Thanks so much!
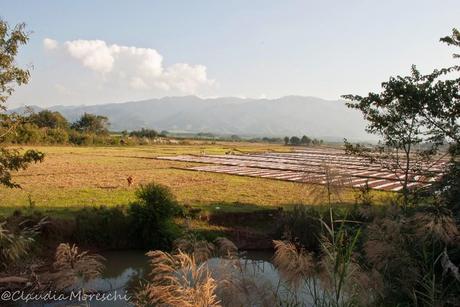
[342,66,443,207]
[429,28,460,214]
[230,134,240,141]
[416,28,460,145]
[29,110,69,129]
[0,20,44,188]
[284,136,290,145]
[290,136,301,145]
[301,135,311,145]
[71,113,109,134]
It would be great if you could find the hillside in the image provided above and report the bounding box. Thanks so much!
[11,96,372,141]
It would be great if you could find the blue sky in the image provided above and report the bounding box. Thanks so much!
[3,0,460,107]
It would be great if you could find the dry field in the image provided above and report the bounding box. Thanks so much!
[0,142,392,215]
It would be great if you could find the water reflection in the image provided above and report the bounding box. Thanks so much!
[22,249,315,306]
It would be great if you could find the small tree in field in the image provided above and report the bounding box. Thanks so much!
[290,136,301,146]
[301,135,311,146]
[71,113,109,134]
[284,136,289,145]
[0,19,43,188]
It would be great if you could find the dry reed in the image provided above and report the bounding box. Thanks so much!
[52,243,105,290]
[273,240,314,287]
[137,250,221,307]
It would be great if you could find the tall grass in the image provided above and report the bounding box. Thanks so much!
[0,216,46,267]
[51,243,105,290]
[134,235,239,306]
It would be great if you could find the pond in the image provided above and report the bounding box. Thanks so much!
[21,249,318,306]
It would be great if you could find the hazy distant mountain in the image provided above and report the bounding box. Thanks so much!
[11,96,373,141]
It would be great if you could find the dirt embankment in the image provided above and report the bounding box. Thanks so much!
[5,207,284,257]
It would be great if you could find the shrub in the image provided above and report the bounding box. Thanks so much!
[74,206,132,249]
[44,128,69,144]
[128,182,183,250]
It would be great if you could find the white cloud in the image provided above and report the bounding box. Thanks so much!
[43,38,58,50]
[44,38,213,93]
[64,40,114,73]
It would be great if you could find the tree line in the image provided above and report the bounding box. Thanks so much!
[283,135,323,146]
[0,110,164,146]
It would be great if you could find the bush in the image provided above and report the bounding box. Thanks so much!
[44,128,69,144]
[74,206,132,249]
[129,182,183,250]
[68,130,94,145]
[14,123,44,144]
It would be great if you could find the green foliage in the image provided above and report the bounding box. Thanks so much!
[129,128,159,139]
[74,206,132,249]
[436,160,460,217]
[71,112,109,134]
[283,136,289,145]
[279,205,367,253]
[29,110,69,129]
[342,30,460,208]
[0,19,44,188]
[129,182,183,250]
[289,136,301,145]
[342,67,446,207]
[0,20,30,106]
[440,28,460,58]
[284,135,318,146]
[319,213,363,306]
[44,127,69,144]
[0,147,44,188]
[301,135,312,145]
[260,136,283,143]
[3,110,172,146]
[343,66,439,148]
[279,205,323,252]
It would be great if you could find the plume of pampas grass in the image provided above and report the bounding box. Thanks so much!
[52,243,105,290]
[174,234,215,263]
[173,234,240,263]
[273,240,314,287]
[363,217,410,271]
[214,237,238,259]
[0,217,47,267]
[412,207,459,244]
[0,222,34,266]
[138,250,221,307]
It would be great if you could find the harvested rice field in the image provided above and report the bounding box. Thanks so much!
[0,143,394,215]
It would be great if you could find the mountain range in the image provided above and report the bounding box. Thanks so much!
[11,96,373,141]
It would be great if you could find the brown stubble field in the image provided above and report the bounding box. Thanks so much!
[0,142,391,216]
